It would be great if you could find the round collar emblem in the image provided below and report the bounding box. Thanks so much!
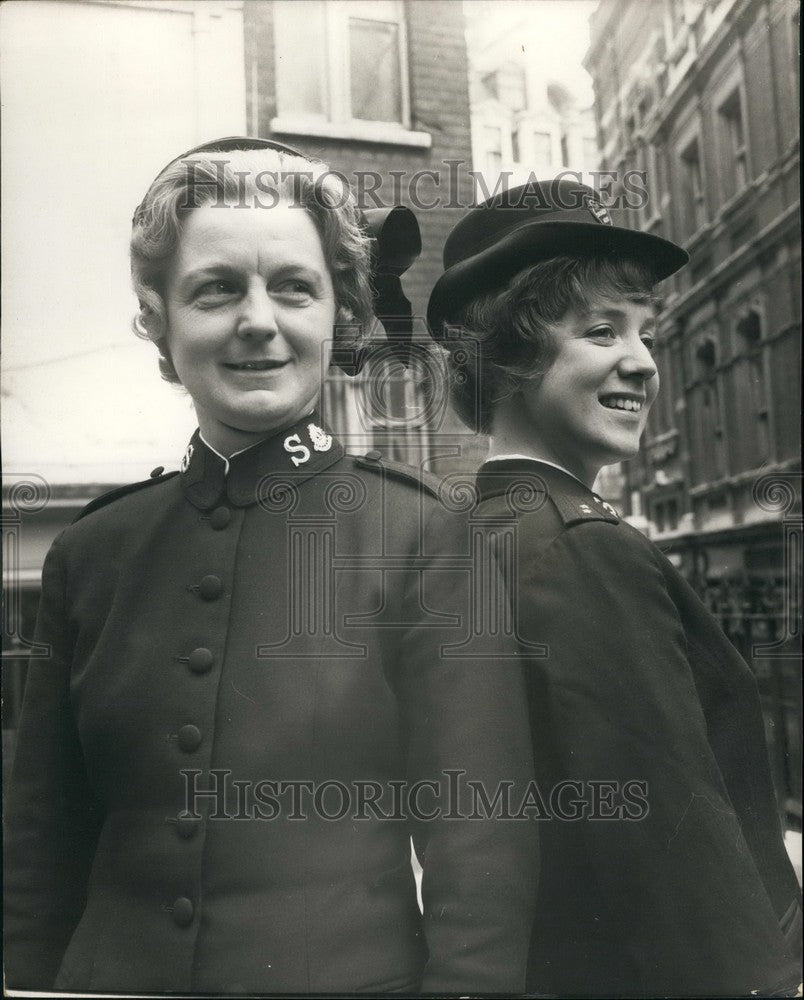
[181,443,194,473]
[308,423,332,452]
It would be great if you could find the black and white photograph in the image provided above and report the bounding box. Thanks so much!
[1,0,801,996]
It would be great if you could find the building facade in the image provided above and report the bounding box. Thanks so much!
[585,0,801,822]
[465,0,598,196]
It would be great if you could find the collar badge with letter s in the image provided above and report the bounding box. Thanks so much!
[181,443,194,473]
[284,434,311,467]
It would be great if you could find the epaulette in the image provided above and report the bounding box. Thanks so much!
[353,450,440,498]
[73,469,179,523]
[547,484,620,528]
[477,459,621,527]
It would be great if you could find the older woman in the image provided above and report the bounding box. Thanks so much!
[3,139,536,995]
[427,178,802,997]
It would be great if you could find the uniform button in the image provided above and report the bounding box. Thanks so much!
[209,506,231,530]
[150,466,165,478]
[365,450,382,462]
[199,574,223,600]
[172,897,194,927]
[176,814,201,839]
[188,647,214,674]
[178,724,202,752]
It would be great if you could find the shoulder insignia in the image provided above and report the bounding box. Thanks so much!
[73,470,179,523]
[549,489,620,528]
[353,451,440,498]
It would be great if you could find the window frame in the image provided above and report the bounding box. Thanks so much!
[271,0,431,148]
[713,75,752,204]
[678,131,707,237]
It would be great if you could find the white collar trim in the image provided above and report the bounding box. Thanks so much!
[486,453,587,488]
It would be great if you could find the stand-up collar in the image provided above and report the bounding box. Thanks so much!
[476,458,619,526]
[180,412,344,510]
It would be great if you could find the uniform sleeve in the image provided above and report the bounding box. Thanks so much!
[3,534,103,990]
[391,505,538,995]
[520,518,798,995]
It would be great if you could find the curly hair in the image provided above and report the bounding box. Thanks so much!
[450,255,658,432]
[130,147,375,383]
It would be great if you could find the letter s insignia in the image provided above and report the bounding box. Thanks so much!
[284,434,311,467]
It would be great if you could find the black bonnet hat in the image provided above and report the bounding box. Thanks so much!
[427,177,688,340]
[134,136,421,374]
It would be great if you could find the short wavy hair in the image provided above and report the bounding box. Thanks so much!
[450,255,658,432]
[131,147,375,383]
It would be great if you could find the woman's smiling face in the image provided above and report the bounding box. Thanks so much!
[162,202,337,455]
[517,295,659,484]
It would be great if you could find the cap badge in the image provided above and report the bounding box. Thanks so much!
[583,194,612,226]
[181,443,194,473]
[308,423,332,452]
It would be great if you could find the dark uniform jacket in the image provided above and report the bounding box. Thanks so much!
[475,457,802,998]
[3,416,537,995]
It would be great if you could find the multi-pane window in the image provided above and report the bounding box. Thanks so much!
[679,136,706,235]
[274,0,408,127]
[718,88,749,199]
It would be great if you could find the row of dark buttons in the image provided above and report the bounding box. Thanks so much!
[165,504,231,931]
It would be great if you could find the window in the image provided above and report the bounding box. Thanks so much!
[496,64,527,112]
[696,337,717,376]
[511,129,521,164]
[653,497,680,534]
[533,131,552,171]
[736,310,770,461]
[274,1,328,119]
[694,337,726,479]
[350,14,403,123]
[679,136,706,235]
[484,126,503,178]
[273,1,423,142]
[718,88,749,199]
